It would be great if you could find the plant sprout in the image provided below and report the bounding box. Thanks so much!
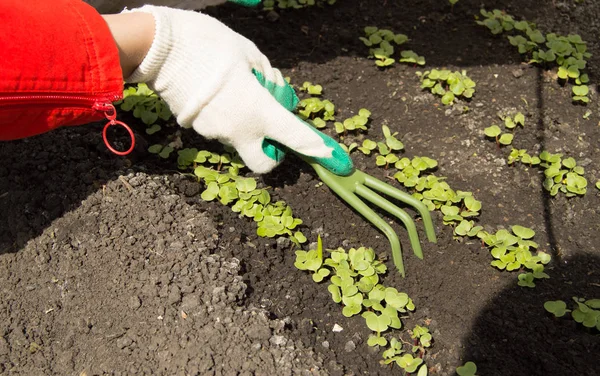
[360,26,424,67]
[456,361,478,376]
[334,108,371,135]
[540,152,588,197]
[299,81,323,96]
[544,300,570,317]
[477,9,592,103]
[116,83,172,132]
[544,298,600,330]
[418,69,476,105]
[484,125,513,146]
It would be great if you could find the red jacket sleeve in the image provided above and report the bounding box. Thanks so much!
[0,0,124,140]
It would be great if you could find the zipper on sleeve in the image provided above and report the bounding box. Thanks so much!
[0,94,135,156]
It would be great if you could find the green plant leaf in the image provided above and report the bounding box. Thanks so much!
[572,85,589,96]
[367,335,388,347]
[512,225,535,239]
[499,133,514,145]
[327,284,341,303]
[441,91,455,105]
[201,181,220,201]
[362,311,391,333]
[454,220,473,236]
[463,196,482,212]
[517,272,536,288]
[456,361,477,376]
[484,125,501,138]
[148,144,163,154]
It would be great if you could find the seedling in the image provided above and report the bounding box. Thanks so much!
[477,9,592,103]
[484,125,513,146]
[477,225,550,287]
[456,361,478,376]
[500,111,525,129]
[334,108,371,135]
[360,27,424,68]
[297,97,336,126]
[116,83,172,132]
[410,325,432,352]
[571,297,600,329]
[339,142,358,154]
[508,148,540,166]
[544,298,600,330]
[294,241,428,368]
[544,300,570,317]
[148,144,174,159]
[177,148,307,245]
[299,81,323,96]
[398,50,426,66]
[294,235,330,282]
[358,139,378,155]
[418,69,476,105]
[540,152,588,197]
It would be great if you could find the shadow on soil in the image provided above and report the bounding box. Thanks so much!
[461,253,600,376]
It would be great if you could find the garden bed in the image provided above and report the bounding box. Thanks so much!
[0,0,598,375]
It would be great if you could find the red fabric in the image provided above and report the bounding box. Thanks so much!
[0,0,124,140]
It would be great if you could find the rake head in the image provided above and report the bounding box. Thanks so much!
[307,160,437,277]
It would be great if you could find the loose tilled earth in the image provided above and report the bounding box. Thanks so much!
[1,0,599,375]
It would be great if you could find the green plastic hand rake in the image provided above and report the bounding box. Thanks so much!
[301,157,437,277]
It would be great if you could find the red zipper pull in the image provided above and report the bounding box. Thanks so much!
[95,102,135,156]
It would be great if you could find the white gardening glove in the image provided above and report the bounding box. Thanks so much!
[124,5,352,175]
[87,0,260,14]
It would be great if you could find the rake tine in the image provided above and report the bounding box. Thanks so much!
[311,164,406,276]
[360,171,437,244]
[354,183,424,260]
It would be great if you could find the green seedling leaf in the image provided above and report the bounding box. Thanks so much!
[201,181,220,201]
[504,117,516,129]
[394,34,409,45]
[367,335,388,347]
[499,133,514,145]
[464,196,482,212]
[235,178,257,193]
[562,157,577,169]
[512,225,535,239]
[441,91,455,105]
[586,299,600,309]
[294,231,307,244]
[146,124,161,135]
[398,354,423,373]
[517,272,536,288]
[307,84,323,95]
[362,311,390,333]
[312,117,327,129]
[385,289,410,310]
[454,220,473,236]
[572,85,589,96]
[327,284,342,303]
[148,144,163,154]
[484,125,501,138]
[456,361,477,376]
[544,300,569,317]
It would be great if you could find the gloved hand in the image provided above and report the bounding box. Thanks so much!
[124,5,353,175]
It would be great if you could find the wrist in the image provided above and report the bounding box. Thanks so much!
[101,12,155,79]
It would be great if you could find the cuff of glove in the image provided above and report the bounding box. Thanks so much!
[122,5,170,84]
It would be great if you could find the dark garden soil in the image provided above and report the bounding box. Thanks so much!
[1,0,599,375]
